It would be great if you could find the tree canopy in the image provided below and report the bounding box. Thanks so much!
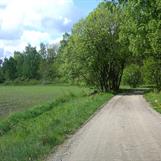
[0,0,160,91]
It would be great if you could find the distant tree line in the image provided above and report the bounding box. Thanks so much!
[0,42,60,84]
[0,0,160,91]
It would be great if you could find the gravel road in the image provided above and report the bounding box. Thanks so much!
[47,93,161,161]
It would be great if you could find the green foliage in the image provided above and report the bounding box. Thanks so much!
[145,91,161,113]
[122,64,142,88]
[0,67,4,83]
[2,57,17,80]
[0,43,60,83]
[39,42,47,59]
[39,43,49,80]
[143,58,161,91]
[119,0,161,90]
[59,2,127,91]
[0,0,160,91]
[0,92,77,136]
[0,90,113,161]
[23,44,41,79]
[58,32,70,54]
[39,43,59,81]
[14,51,24,78]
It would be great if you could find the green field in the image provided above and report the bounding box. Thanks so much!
[144,91,161,113]
[0,85,90,119]
[0,85,113,161]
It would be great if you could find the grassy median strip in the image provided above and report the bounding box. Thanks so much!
[144,92,161,113]
[0,92,113,161]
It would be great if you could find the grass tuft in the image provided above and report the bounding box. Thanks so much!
[144,91,161,113]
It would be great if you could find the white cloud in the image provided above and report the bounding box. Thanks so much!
[63,17,72,25]
[0,0,74,30]
[0,0,75,57]
[20,31,51,46]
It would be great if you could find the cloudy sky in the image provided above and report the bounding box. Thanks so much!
[0,0,101,59]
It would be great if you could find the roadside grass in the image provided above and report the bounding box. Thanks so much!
[0,92,77,136]
[0,85,90,119]
[144,91,161,113]
[0,92,113,161]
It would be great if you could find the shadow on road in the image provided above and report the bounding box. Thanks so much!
[117,88,152,96]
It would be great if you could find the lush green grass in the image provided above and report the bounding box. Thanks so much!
[144,91,161,113]
[0,85,113,161]
[0,85,90,119]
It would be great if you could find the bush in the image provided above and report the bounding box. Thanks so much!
[122,64,142,88]
[0,68,5,83]
[143,58,161,91]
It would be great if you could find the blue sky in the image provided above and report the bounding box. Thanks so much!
[0,0,101,58]
[75,0,101,16]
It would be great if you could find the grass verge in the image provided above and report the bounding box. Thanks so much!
[0,92,77,136]
[144,91,161,113]
[0,92,113,161]
[0,85,90,119]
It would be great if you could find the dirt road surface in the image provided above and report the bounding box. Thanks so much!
[47,93,161,161]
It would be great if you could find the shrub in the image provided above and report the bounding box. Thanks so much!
[143,58,161,91]
[122,64,142,88]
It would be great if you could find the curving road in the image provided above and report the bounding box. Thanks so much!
[47,93,161,161]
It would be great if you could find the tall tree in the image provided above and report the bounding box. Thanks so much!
[39,43,48,80]
[14,51,24,78]
[39,43,47,59]
[119,0,161,90]
[58,32,70,54]
[59,2,127,91]
[46,44,58,80]
[2,57,17,80]
[0,65,4,83]
[23,44,41,79]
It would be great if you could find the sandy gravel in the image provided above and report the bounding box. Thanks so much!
[47,93,161,161]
